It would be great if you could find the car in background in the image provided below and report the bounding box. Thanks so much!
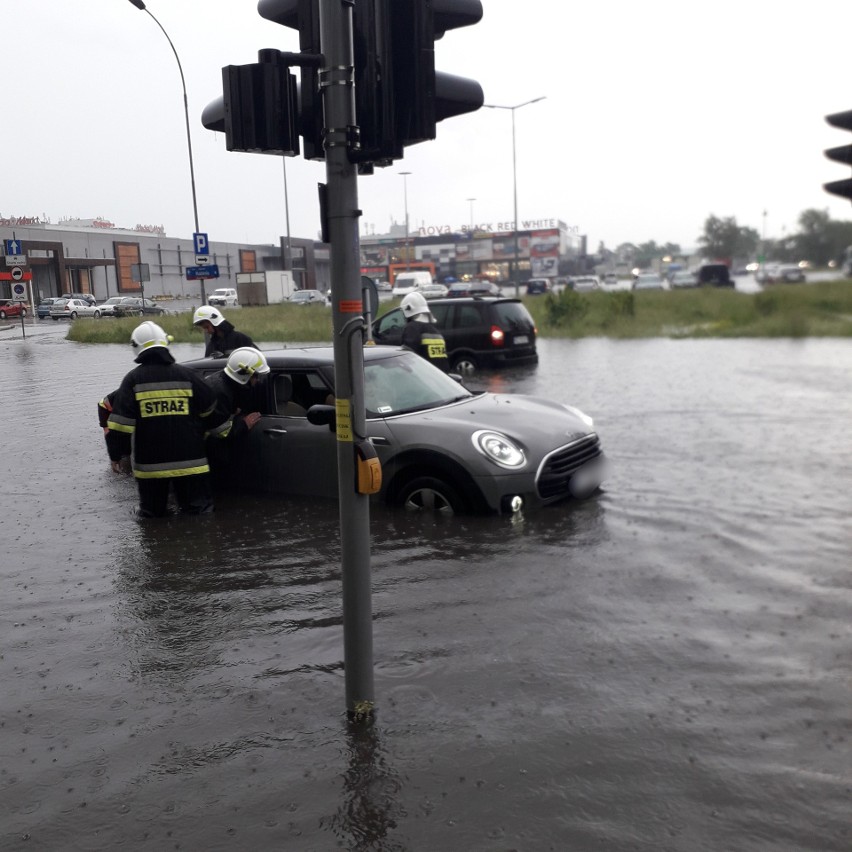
[208,288,239,307]
[36,297,60,319]
[50,297,93,320]
[0,299,28,319]
[632,273,668,291]
[669,270,699,289]
[61,292,97,307]
[97,296,135,317]
[524,278,551,295]
[696,263,734,287]
[420,282,449,299]
[758,264,806,284]
[182,346,604,516]
[447,280,503,298]
[111,297,166,318]
[570,275,601,292]
[373,296,538,374]
[289,289,327,305]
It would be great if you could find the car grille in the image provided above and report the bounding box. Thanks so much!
[536,434,603,500]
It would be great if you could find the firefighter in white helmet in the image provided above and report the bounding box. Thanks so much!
[107,321,232,517]
[204,347,271,484]
[192,305,256,358]
[399,291,449,371]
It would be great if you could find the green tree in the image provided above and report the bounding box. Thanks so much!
[795,208,852,266]
[698,215,759,261]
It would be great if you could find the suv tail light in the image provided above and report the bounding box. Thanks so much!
[490,325,505,347]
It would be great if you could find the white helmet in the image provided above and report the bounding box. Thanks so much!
[401,291,434,322]
[224,347,270,384]
[193,305,225,327]
[130,321,170,352]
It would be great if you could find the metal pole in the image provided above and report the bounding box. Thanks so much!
[400,171,411,270]
[320,0,374,720]
[283,158,293,274]
[483,98,546,297]
[466,197,476,232]
[127,0,205,303]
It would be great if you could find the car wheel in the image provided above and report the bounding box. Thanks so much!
[93,310,101,318]
[52,316,59,321]
[70,311,78,319]
[21,308,27,317]
[397,475,467,516]
[451,354,479,374]
[0,311,6,319]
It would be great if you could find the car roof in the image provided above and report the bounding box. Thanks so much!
[182,344,413,372]
[421,296,518,306]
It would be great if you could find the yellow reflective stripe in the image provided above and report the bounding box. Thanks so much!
[107,420,135,435]
[134,464,210,479]
[136,388,193,401]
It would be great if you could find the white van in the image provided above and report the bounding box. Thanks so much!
[392,270,433,297]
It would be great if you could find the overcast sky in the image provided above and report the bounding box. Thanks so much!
[6,0,852,253]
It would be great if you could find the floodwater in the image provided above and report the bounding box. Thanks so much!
[1,324,850,851]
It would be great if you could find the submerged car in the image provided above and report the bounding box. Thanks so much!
[112,297,166,317]
[183,346,605,516]
[36,297,60,319]
[372,296,538,374]
[0,299,29,319]
[289,289,326,304]
[50,297,93,320]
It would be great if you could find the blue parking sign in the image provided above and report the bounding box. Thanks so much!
[193,233,209,255]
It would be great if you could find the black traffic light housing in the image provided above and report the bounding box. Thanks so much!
[824,110,852,201]
[205,0,483,167]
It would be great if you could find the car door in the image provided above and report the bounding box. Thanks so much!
[228,368,339,497]
[373,308,405,345]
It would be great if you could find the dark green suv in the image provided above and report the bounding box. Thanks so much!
[372,296,538,374]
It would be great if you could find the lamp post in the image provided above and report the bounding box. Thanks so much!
[399,171,412,271]
[466,197,476,232]
[127,0,204,300]
[484,97,546,296]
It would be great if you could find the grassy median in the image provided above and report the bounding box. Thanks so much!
[66,280,852,345]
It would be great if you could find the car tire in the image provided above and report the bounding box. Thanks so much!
[93,310,101,318]
[0,311,6,319]
[451,354,479,374]
[70,311,78,319]
[52,317,59,321]
[396,475,467,516]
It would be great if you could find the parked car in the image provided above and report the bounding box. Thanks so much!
[669,270,699,288]
[758,264,806,284]
[632,273,667,291]
[182,346,604,516]
[696,263,734,287]
[208,288,239,307]
[524,278,551,295]
[420,282,449,299]
[289,289,327,305]
[60,292,97,306]
[0,299,28,319]
[447,280,503,298]
[570,276,601,292]
[373,296,538,374]
[112,298,166,318]
[97,296,135,317]
[36,297,60,319]
[50,297,93,320]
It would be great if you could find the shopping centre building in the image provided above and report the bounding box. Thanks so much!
[0,213,583,302]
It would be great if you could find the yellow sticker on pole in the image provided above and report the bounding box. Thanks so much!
[335,398,353,442]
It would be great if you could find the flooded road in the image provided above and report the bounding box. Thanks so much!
[1,328,850,851]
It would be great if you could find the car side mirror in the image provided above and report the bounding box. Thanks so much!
[307,404,336,431]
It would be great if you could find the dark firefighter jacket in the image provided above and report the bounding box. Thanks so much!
[98,389,131,462]
[204,320,256,358]
[401,320,450,372]
[107,348,231,479]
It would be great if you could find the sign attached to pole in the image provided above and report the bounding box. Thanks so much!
[130,263,150,283]
[11,266,24,281]
[186,265,220,280]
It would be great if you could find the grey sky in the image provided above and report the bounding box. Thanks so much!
[7,0,852,252]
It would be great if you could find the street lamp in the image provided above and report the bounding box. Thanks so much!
[127,0,204,299]
[399,171,412,271]
[466,197,476,232]
[483,97,546,296]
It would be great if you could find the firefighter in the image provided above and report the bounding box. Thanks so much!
[192,306,256,358]
[107,321,232,518]
[98,389,131,473]
[399,292,449,372]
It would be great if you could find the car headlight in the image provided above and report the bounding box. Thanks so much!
[562,404,594,430]
[472,430,526,469]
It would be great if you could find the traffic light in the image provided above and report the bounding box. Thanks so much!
[204,0,484,167]
[824,110,852,201]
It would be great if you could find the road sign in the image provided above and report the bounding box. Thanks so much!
[4,239,22,255]
[13,283,25,297]
[11,267,24,281]
[195,255,210,266]
[186,264,220,280]
[193,233,209,255]
[5,254,26,266]
[0,270,31,281]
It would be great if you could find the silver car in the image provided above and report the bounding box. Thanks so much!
[183,346,605,515]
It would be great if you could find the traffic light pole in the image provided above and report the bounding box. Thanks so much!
[320,0,375,720]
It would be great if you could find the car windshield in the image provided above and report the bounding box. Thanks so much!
[364,354,473,417]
